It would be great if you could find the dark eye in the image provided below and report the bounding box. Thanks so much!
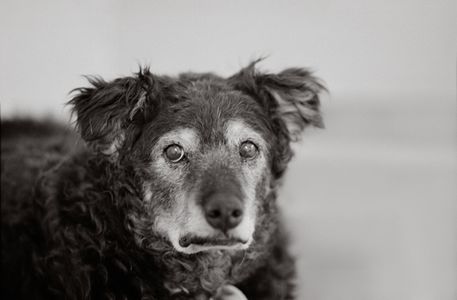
[239,141,259,159]
[164,144,185,163]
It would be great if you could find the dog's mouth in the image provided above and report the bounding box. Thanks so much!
[178,235,248,248]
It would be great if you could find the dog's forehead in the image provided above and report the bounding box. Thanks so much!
[159,79,272,144]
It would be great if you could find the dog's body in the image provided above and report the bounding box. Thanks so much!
[1,62,324,299]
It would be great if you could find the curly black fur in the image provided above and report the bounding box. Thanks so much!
[1,62,324,299]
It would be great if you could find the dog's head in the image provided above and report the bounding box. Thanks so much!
[70,61,324,254]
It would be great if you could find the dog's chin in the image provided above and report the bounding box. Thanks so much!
[171,235,253,254]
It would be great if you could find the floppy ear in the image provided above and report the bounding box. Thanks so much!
[69,68,160,155]
[230,61,325,141]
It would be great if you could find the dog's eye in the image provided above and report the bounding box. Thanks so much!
[164,144,185,163]
[239,141,258,159]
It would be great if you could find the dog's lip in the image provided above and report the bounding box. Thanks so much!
[178,235,248,248]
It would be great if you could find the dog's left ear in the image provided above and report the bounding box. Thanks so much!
[229,62,325,141]
[69,68,161,155]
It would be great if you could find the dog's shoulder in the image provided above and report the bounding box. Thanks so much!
[1,119,83,220]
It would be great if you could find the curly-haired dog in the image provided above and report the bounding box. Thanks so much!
[1,61,324,299]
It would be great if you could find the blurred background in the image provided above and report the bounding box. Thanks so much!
[1,0,456,299]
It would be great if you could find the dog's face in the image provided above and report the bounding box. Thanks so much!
[138,85,272,254]
[70,62,324,254]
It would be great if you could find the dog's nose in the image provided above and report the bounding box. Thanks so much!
[203,192,244,231]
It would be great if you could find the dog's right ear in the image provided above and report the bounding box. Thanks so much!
[69,68,161,155]
[229,60,326,142]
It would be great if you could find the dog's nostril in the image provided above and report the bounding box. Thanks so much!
[231,209,243,218]
[207,209,221,219]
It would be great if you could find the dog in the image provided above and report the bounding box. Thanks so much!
[1,61,324,299]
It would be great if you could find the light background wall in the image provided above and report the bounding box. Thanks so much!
[1,1,456,299]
